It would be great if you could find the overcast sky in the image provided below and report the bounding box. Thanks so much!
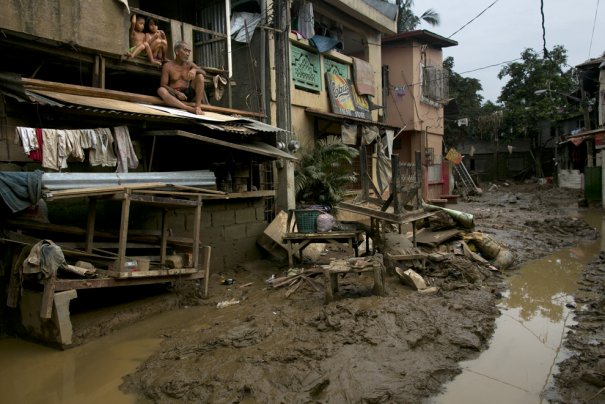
[413,0,605,103]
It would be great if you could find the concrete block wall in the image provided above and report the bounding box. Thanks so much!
[161,199,268,273]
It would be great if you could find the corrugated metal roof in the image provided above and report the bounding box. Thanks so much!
[25,88,283,134]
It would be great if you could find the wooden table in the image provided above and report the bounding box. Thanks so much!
[322,256,386,303]
[282,230,366,267]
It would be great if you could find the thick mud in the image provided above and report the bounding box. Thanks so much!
[115,182,600,403]
[554,251,605,403]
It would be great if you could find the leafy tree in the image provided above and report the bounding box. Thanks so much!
[497,45,579,176]
[396,0,440,33]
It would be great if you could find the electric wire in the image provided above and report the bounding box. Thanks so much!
[588,0,600,58]
[447,0,500,39]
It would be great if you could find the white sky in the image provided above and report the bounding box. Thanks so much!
[414,0,605,103]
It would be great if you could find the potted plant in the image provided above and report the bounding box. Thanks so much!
[294,136,359,231]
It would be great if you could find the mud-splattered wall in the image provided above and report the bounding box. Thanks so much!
[0,0,128,55]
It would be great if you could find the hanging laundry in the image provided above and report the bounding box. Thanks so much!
[64,129,85,162]
[42,129,61,171]
[80,129,97,149]
[113,126,139,173]
[27,128,43,162]
[361,125,379,145]
[56,130,68,170]
[341,122,357,145]
[297,1,315,39]
[15,126,39,154]
[88,128,117,167]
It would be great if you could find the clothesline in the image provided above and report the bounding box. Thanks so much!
[14,125,138,173]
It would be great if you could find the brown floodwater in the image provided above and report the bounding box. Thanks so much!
[431,210,604,404]
[0,306,209,404]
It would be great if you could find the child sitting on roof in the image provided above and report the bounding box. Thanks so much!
[126,14,161,66]
[146,18,168,62]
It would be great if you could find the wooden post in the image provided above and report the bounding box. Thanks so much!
[192,195,202,269]
[201,245,211,298]
[118,190,131,272]
[391,154,400,214]
[415,151,422,209]
[160,209,167,264]
[360,146,369,201]
[372,265,386,296]
[85,198,97,254]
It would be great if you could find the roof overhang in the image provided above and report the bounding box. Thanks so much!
[382,30,458,48]
[144,129,297,160]
[305,108,403,130]
[318,0,397,34]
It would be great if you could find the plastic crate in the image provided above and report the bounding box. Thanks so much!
[294,209,321,233]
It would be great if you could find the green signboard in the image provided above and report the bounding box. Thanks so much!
[323,58,349,79]
[291,45,321,92]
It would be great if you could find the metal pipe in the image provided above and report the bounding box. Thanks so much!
[42,170,216,190]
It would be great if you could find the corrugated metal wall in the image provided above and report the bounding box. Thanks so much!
[195,2,228,71]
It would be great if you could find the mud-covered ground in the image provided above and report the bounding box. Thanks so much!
[554,250,605,403]
[116,182,599,403]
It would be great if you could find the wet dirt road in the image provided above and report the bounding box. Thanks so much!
[431,211,604,404]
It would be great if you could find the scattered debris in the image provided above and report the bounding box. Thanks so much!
[395,267,427,290]
[216,298,240,309]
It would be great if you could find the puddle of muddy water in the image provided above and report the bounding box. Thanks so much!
[430,211,604,404]
[0,306,207,404]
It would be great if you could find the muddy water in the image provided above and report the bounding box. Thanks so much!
[431,211,604,404]
[0,306,207,404]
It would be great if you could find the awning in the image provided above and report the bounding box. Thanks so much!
[560,128,605,147]
[145,129,297,160]
[305,108,402,130]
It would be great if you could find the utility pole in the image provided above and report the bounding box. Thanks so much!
[273,0,295,211]
[581,86,593,167]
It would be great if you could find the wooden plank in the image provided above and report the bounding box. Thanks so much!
[44,182,167,199]
[413,228,460,246]
[104,267,199,279]
[53,271,206,291]
[169,184,227,195]
[127,193,201,207]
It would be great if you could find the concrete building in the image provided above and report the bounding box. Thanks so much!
[382,30,457,200]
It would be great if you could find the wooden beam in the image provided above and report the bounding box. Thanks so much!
[22,78,264,117]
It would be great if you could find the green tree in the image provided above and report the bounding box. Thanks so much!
[497,45,579,177]
[396,0,440,33]
[443,56,485,144]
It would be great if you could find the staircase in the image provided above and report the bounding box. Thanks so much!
[453,163,481,195]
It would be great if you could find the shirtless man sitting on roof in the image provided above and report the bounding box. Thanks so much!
[157,41,207,115]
